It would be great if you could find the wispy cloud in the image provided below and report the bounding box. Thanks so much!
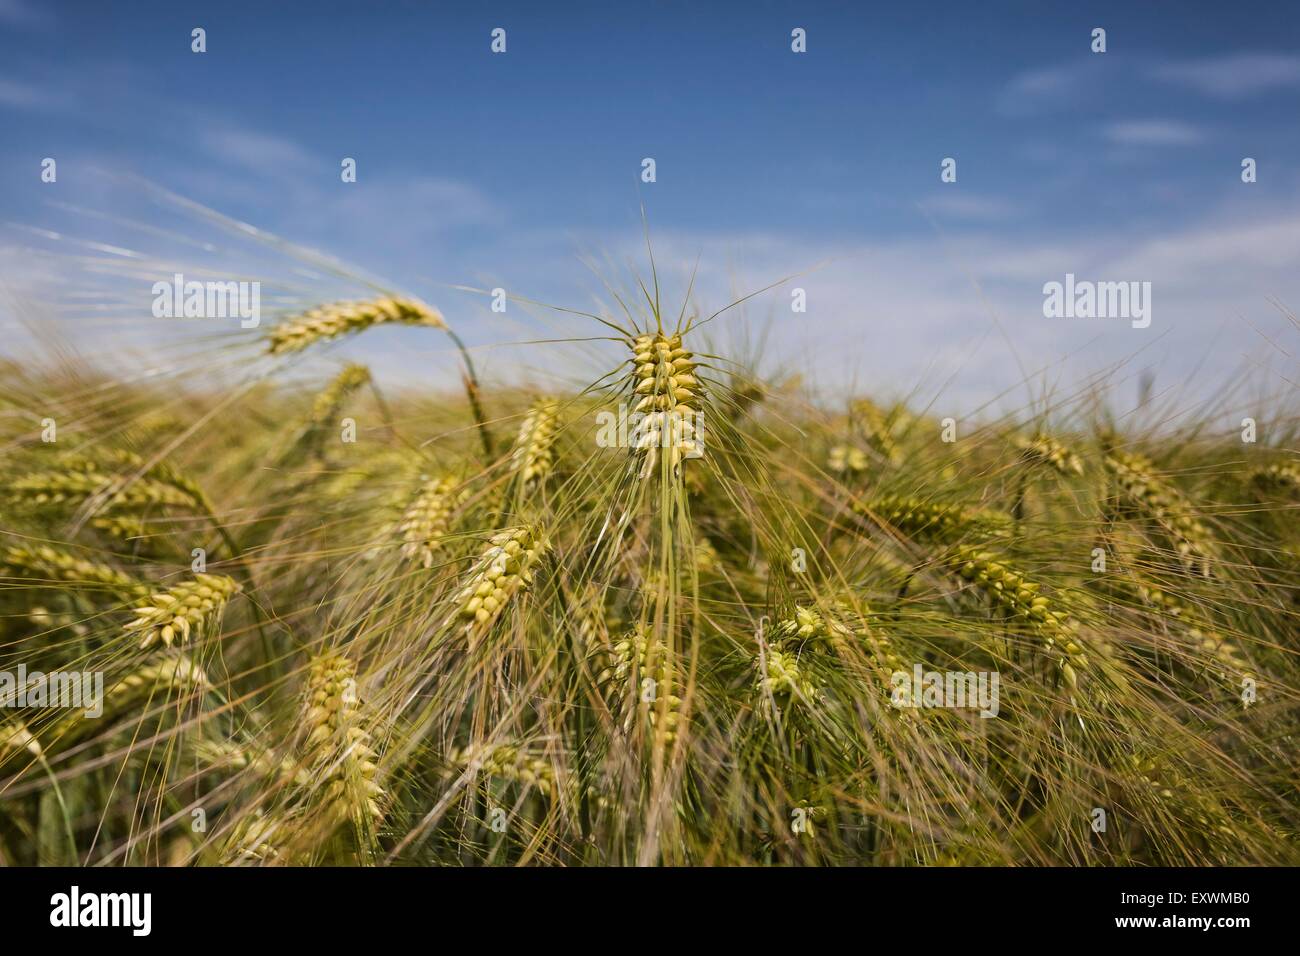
[0,75,71,111]
[996,59,1115,116]
[1153,52,1300,98]
[195,126,317,175]
[0,0,51,29]
[1103,119,1205,147]
[917,193,1019,222]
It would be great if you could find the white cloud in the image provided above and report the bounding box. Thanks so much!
[0,76,71,111]
[1103,119,1205,147]
[917,193,1019,221]
[1153,53,1300,98]
[195,126,317,175]
[0,0,51,28]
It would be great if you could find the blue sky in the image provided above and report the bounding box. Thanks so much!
[2,0,1299,415]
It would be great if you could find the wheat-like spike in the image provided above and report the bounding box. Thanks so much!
[565,583,614,654]
[770,604,910,717]
[771,605,852,647]
[220,810,284,866]
[0,720,41,759]
[596,628,681,742]
[455,525,547,636]
[127,454,215,513]
[828,444,869,474]
[450,742,555,796]
[266,297,446,354]
[193,738,308,787]
[755,647,820,702]
[302,653,385,837]
[310,363,371,424]
[1105,450,1214,573]
[1016,433,1084,475]
[1128,753,1240,844]
[40,655,211,752]
[510,397,560,486]
[854,495,1010,541]
[949,545,1087,689]
[629,331,704,477]
[1248,461,1300,495]
[851,399,902,464]
[694,534,721,574]
[111,654,212,697]
[91,515,149,544]
[397,475,466,567]
[1135,581,1250,680]
[51,654,213,745]
[8,469,197,509]
[124,573,240,649]
[0,544,147,596]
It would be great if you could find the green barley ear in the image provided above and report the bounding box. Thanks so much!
[450,741,555,797]
[772,604,851,647]
[0,720,41,759]
[509,397,560,487]
[124,574,240,648]
[595,627,681,743]
[1248,461,1300,496]
[193,738,307,787]
[302,653,385,845]
[1,544,147,597]
[694,533,722,574]
[398,475,467,567]
[1016,433,1083,475]
[948,545,1087,690]
[1104,450,1214,574]
[1135,580,1251,683]
[629,331,704,478]
[310,363,371,424]
[49,654,213,748]
[455,525,547,637]
[8,468,196,510]
[266,296,446,354]
[828,444,869,475]
[91,515,149,545]
[220,811,284,866]
[851,399,902,464]
[853,495,1010,542]
[755,647,820,704]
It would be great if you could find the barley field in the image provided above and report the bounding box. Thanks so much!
[1,265,1297,867]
